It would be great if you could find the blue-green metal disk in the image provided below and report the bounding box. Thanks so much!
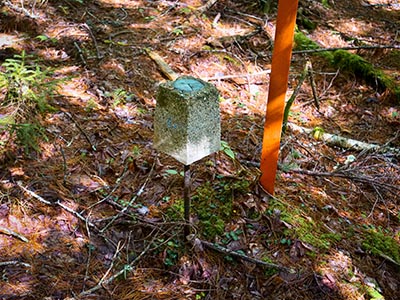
[173,78,204,92]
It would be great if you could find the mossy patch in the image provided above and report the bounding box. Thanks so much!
[362,228,400,265]
[193,179,250,239]
[293,31,400,101]
[267,198,342,250]
[164,178,250,240]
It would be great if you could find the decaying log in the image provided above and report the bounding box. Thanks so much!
[287,123,400,156]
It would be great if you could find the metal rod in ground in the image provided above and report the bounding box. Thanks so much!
[183,164,191,237]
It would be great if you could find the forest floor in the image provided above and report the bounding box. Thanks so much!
[0,0,399,299]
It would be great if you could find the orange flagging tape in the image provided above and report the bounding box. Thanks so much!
[260,0,299,194]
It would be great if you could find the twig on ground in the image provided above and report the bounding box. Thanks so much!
[188,235,293,272]
[292,45,400,55]
[204,70,271,82]
[17,181,99,231]
[55,200,98,230]
[145,49,179,80]
[79,228,159,296]
[100,160,155,233]
[98,240,125,285]
[197,0,219,14]
[3,0,39,19]
[80,23,102,59]
[17,181,52,205]
[287,123,400,156]
[74,41,87,65]
[0,260,31,268]
[0,226,29,243]
[64,111,96,151]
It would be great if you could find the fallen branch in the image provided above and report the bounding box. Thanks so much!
[17,181,99,231]
[100,160,155,233]
[287,123,400,156]
[0,260,31,268]
[145,48,179,80]
[3,0,39,19]
[188,235,293,273]
[292,44,400,55]
[0,226,29,243]
[197,0,219,14]
[286,168,400,194]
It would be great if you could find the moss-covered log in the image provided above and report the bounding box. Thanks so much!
[293,32,400,101]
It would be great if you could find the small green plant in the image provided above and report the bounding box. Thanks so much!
[172,27,184,36]
[195,292,206,300]
[220,141,235,160]
[164,240,180,266]
[164,169,184,177]
[0,51,60,154]
[106,88,134,107]
[36,35,57,44]
[180,7,192,15]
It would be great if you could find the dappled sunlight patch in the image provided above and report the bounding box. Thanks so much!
[96,0,147,9]
[0,33,22,48]
[316,250,386,300]
[36,48,69,61]
[57,76,96,105]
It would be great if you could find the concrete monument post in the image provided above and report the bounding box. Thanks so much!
[154,76,221,237]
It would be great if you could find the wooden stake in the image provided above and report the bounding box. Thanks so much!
[183,164,191,237]
[260,0,299,195]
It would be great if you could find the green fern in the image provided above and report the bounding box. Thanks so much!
[0,51,60,154]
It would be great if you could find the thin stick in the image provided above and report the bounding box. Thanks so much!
[0,261,31,268]
[74,41,87,65]
[3,0,39,19]
[55,200,98,230]
[99,161,155,233]
[80,23,102,59]
[307,61,320,110]
[293,45,400,55]
[189,236,293,272]
[204,70,271,81]
[0,226,29,243]
[183,164,191,238]
[282,62,309,133]
[64,111,96,151]
[17,181,52,205]
[197,0,219,13]
[145,48,179,80]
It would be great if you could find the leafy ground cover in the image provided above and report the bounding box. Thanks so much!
[0,0,399,299]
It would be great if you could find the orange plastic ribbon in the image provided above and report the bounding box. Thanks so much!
[260,0,299,194]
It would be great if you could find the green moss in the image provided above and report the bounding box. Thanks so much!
[362,228,400,264]
[193,179,250,239]
[293,32,400,101]
[268,199,342,250]
[262,256,279,276]
[333,50,400,98]
[294,31,334,62]
[165,198,184,220]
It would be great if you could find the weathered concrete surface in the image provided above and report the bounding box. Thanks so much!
[154,76,220,165]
